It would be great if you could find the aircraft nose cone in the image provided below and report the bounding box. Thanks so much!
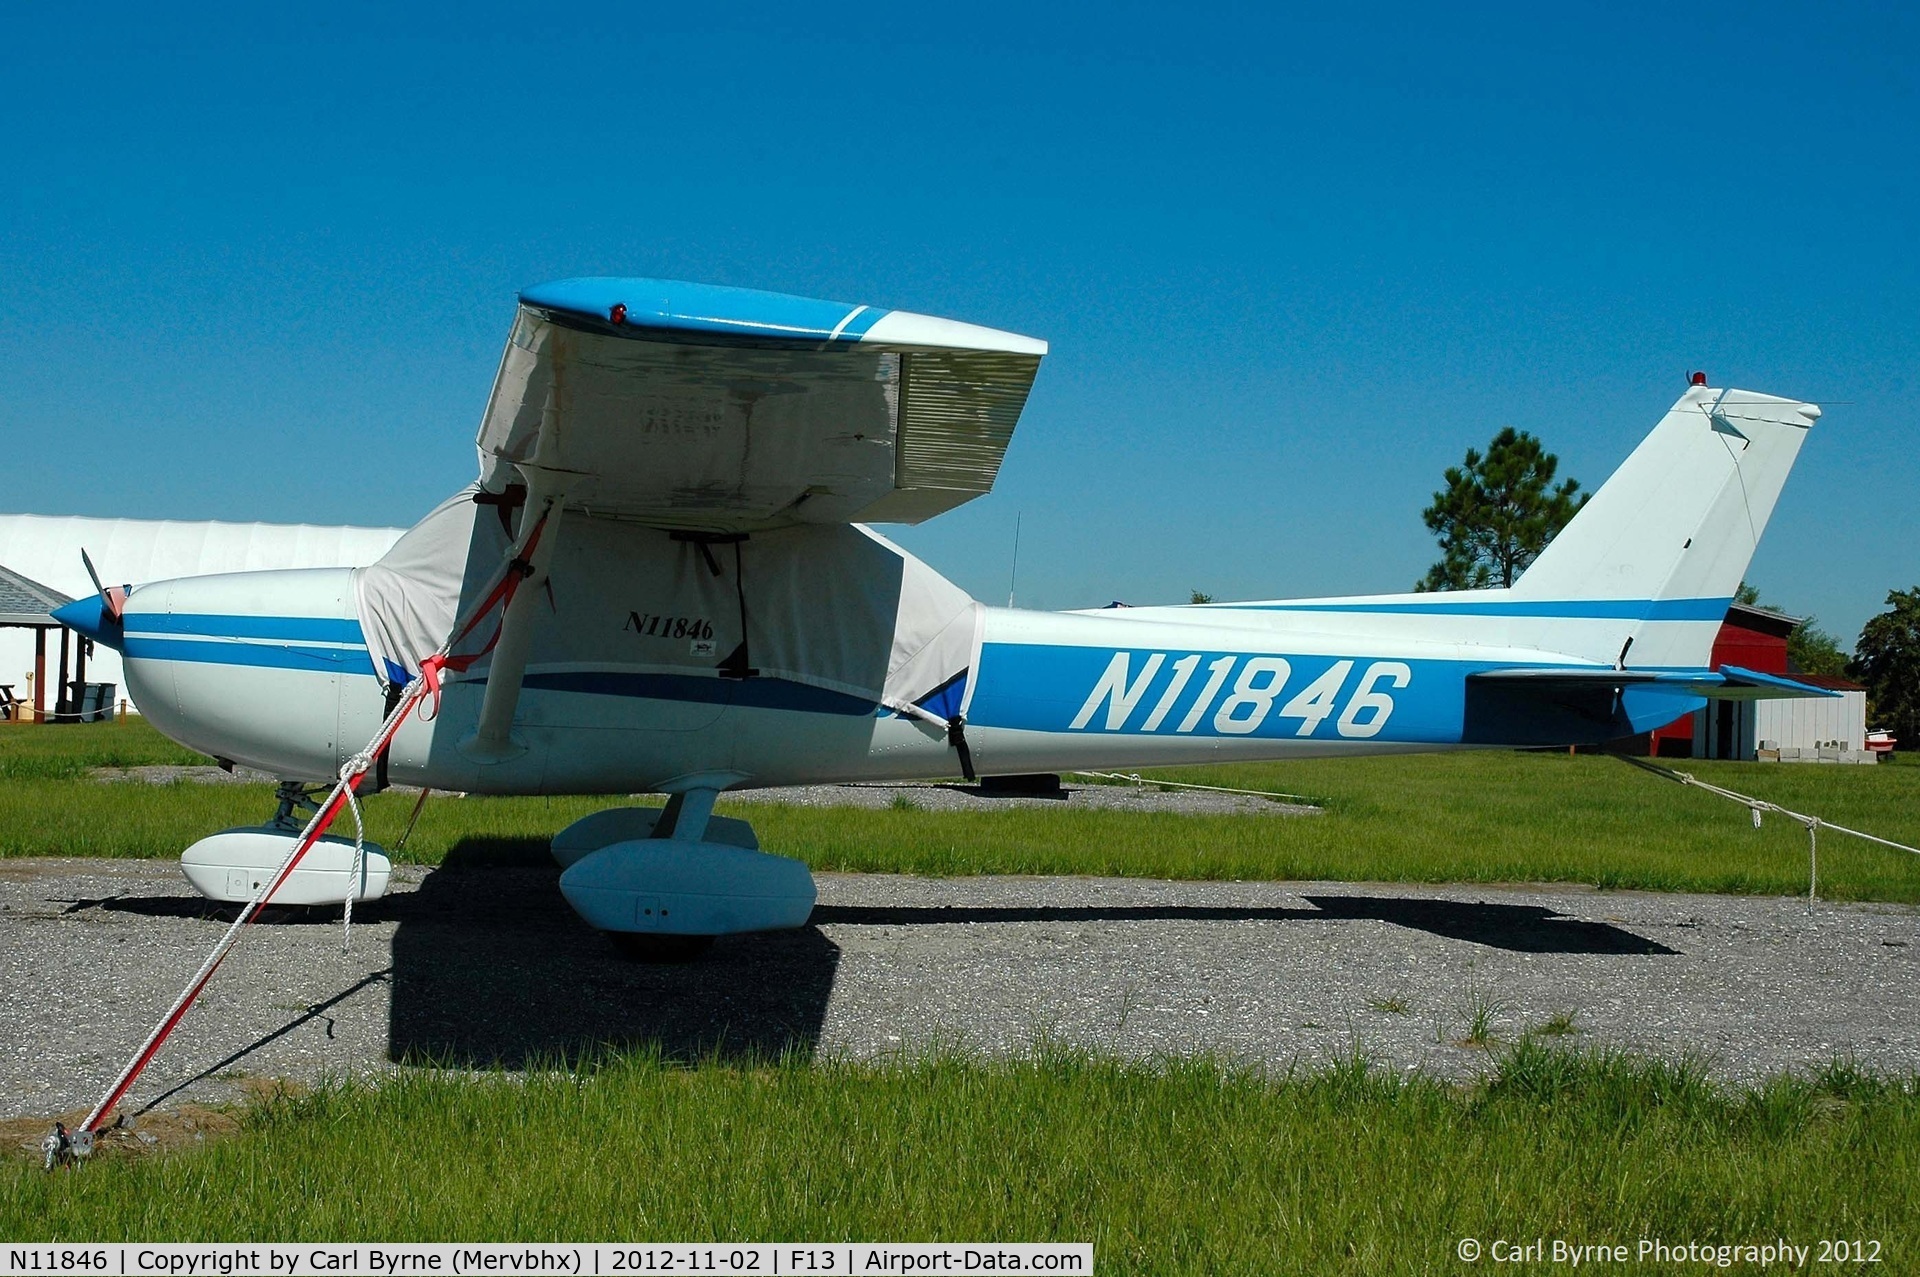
[51,595,123,649]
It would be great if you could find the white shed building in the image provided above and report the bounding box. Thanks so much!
[1749,675,1871,762]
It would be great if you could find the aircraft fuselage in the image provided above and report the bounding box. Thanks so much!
[117,562,1712,795]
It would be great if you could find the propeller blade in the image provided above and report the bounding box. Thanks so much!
[80,547,106,596]
[79,548,126,620]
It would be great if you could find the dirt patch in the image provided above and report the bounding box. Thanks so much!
[4,1102,245,1166]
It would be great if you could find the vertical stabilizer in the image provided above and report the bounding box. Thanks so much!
[1510,384,1818,666]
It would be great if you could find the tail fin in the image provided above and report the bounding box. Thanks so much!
[1511,383,1819,666]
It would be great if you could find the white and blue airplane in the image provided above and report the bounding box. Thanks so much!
[55,277,1828,957]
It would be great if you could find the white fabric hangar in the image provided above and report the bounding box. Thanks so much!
[0,513,404,710]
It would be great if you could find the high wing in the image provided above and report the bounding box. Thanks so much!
[475,277,1048,532]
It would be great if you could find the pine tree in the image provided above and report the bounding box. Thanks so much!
[1417,428,1586,591]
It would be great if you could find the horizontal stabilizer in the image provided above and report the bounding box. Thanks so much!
[1471,665,1837,701]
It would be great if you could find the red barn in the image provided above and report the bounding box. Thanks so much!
[1642,603,1870,762]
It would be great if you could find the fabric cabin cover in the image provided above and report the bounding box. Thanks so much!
[354,488,982,724]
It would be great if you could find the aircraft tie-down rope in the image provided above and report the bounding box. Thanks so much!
[75,512,552,1139]
[1622,755,1919,908]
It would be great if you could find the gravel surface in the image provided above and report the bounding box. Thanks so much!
[4,857,1916,1122]
[89,765,279,786]
[723,780,1319,816]
[83,771,1317,816]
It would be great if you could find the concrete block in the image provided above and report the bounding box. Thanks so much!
[1819,746,1842,761]
[1757,749,1780,762]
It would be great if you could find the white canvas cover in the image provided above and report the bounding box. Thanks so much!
[354,488,981,720]
[353,486,510,688]
[475,304,1043,532]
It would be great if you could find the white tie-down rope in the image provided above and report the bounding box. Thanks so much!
[1624,756,1919,909]
[337,750,376,952]
[1071,770,1319,806]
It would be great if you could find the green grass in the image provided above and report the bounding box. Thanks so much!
[4,1047,1916,1271]
[0,718,207,780]
[4,721,1918,901]
[1533,1009,1582,1038]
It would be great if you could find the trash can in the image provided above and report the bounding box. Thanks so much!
[77,682,117,723]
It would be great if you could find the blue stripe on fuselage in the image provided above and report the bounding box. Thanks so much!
[125,632,883,717]
[123,637,372,673]
[121,611,882,715]
[124,614,368,643]
[967,642,1705,744]
[1222,597,1730,621]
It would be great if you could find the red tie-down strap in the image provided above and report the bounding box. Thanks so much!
[416,511,548,719]
[80,509,551,1133]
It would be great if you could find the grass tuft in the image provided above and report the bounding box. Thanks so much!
[1531,1008,1582,1038]
[1455,982,1505,1049]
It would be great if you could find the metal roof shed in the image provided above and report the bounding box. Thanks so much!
[0,562,77,722]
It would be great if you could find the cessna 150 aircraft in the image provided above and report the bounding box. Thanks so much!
[55,277,1827,957]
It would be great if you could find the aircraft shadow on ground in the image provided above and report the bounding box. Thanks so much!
[386,838,842,1070]
[92,839,845,1070]
[90,852,1672,1077]
[811,895,1676,956]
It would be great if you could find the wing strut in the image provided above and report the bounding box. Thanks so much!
[461,473,569,763]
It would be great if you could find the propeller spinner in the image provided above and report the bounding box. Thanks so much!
[49,549,128,649]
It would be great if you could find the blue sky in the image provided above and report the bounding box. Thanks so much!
[3,3,1913,645]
